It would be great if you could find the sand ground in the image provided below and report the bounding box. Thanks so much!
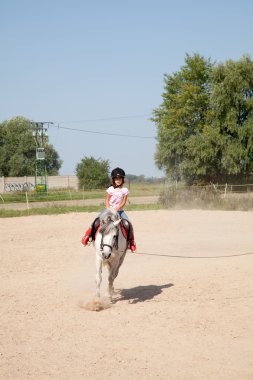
[1,210,253,380]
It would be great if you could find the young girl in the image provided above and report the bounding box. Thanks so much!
[81,167,136,252]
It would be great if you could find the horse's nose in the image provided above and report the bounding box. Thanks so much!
[102,252,111,259]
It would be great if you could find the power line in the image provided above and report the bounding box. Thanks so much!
[50,124,156,139]
[57,114,151,124]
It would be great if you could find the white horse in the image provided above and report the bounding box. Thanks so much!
[94,207,128,298]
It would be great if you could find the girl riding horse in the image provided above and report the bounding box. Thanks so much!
[81,167,137,252]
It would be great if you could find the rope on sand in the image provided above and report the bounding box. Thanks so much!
[136,251,253,259]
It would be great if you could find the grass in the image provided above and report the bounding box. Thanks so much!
[0,189,105,203]
[126,181,164,196]
[0,203,162,218]
[0,182,164,204]
[2,182,253,218]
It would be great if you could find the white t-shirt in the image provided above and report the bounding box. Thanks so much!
[106,186,129,210]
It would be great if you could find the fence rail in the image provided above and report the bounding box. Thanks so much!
[1,179,253,212]
[169,183,253,194]
[1,176,253,194]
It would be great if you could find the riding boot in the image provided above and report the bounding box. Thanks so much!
[128,221,136,252]
[91,217,100,239]
[129,233,137,252]
[121,218,136,252]
[81,227,92,246]
[81,217,101,246]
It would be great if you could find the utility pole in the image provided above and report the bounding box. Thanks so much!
[32,122,52,192]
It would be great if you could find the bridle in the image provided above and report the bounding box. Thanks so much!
[100,221,119,252]
[100,239,118,252]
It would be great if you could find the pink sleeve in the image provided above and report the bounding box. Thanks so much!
[122,187,129,196]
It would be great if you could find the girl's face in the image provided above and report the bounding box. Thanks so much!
[114,176,123,186]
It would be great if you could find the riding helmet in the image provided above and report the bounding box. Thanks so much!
[111,167,126,178]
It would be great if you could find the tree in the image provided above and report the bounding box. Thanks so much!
[0,116,62,176]
[209,55,253,181]
[76,156,110,189]
[152,54,253,183]
[45,144,62,175]
[152,53,213,182]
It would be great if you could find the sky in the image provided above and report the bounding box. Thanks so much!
[1,0,253,178]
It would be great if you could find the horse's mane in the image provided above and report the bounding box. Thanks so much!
[100,207,119,223]
[99,207,119,234]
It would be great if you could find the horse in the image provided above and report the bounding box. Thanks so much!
[94,207,128,298]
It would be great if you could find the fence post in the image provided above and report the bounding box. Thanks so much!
[224,183,227,198]
[25,192,30,209]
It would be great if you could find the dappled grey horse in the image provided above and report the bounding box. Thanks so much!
[94,207,128,298]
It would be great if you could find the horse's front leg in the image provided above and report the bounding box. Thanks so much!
[95,255,102,297]
[107,260,120,299]
[108,276,115,298]
[103,263,113,299]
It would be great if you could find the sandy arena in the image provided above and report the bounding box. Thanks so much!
[1,210,253,380]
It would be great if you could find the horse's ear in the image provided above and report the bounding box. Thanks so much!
[113,219,121,227]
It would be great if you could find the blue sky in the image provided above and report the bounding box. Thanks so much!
[1,0,253,177]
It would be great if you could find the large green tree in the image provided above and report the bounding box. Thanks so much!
[76,156,110,189]
[152,54,253,183]
[0,116,62,176]
[209,55,253,181]
[152,53,213,182]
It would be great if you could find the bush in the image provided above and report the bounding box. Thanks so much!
[76,156,110,190]
[159,185,253,210]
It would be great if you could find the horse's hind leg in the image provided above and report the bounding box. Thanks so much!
[109,252,126,293]
[96,257,102,297]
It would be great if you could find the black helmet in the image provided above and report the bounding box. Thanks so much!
[111,167,126,178]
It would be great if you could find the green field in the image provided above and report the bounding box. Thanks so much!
[0,181,164,204]
[0,203,162,218]
[1,181,253,218]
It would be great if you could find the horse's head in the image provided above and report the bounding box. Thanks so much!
[99,219,121,259]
